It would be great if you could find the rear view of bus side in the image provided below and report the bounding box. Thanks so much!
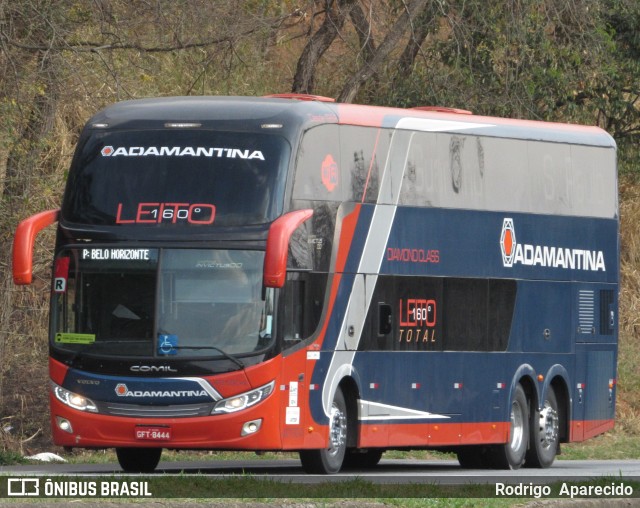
[13,95,618,473]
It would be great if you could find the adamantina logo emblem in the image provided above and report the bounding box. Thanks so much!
[500,218,516,267]
[114,383,208,398]
[321,154,338,192]
[499,218,605,272]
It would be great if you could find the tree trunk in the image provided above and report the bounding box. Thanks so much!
[397,2,437,74]
[349,2,376,64]
[337,0,429,103]
[291,0,356,94]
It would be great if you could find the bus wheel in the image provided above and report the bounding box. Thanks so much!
[488,384,529,469]
[525,387,559,468]
[115,447,162,473]
[300,388,348,474]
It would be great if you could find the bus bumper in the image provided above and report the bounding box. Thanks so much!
[49,392,283,450]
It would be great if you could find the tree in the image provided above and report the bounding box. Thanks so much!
[337,0,429,102]
[292,0,431,102]
[292,0,358,94]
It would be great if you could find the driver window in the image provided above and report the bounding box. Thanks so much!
[279,271,327,350]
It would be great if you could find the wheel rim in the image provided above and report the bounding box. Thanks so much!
[328,402,347,457]
[509,399,525,452]
[537,402,559,451]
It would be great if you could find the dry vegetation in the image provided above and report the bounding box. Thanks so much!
[615,179,640,436]
[0,0,639,460]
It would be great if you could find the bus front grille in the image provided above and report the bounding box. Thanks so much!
[99,402,214,418]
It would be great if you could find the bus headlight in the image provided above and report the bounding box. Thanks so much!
[52,382,98,413]
[212,381,275,414]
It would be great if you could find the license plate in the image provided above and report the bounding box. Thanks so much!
[134,426,171,441]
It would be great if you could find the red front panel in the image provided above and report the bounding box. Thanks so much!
[50,389,283,450]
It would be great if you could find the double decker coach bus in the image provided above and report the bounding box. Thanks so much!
[13,94,618,473]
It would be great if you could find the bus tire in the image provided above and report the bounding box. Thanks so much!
[116,447,162,473]
[488,383,529,469]
[299,387,348,474]
[525,387,559,468]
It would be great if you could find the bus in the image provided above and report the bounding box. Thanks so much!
[13,94,619,474]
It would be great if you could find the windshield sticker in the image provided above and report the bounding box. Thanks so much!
[82,248,153,261]
[158,334,178,356]
[194,261,243,269]
[116,203,216,225]
[55,333,96,345]
[101,145,265,160]
[53,257,70,293]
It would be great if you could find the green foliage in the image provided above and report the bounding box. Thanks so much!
[0,449,28,465]
[377,0,639,174]
[0,0,638,457]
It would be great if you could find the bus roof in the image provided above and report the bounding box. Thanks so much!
[86,96,616,149]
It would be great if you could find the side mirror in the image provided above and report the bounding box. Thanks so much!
[13,209,60,285]
[263,209,313,288]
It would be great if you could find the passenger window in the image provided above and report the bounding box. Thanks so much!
[293,125,341,202]
[279,271,327,349]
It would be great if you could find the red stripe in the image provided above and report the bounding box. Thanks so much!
[308,204,361,349]
[335,204,361,274]
[570,419,614,442]
[361,129,382,203]
[359,422,509,448]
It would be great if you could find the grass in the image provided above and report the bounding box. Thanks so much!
[0,449,28,465]
[560,431,640,460]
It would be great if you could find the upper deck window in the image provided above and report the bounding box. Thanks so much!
[62,130,290,227]
[292,124,387,204]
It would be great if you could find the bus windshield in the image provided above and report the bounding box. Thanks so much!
[52,249,274,360]
[61,129,289,227]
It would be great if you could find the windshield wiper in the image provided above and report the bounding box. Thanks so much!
[172,346,245,370]
[64,339,148,367]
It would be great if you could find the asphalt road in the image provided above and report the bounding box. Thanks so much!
[2,458,640,485]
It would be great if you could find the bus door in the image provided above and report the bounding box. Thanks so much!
[278,268,329,448]
[573,285,617,440]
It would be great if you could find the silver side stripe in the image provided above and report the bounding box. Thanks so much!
[396,117,494,133]
[358,400,450,421]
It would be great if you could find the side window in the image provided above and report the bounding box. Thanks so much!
[293,124,392,204]
[442,278,515,352]
[278,271,328,350]
[361,275,443,352]
[339,125,389,203]
[361,275,515,352]
[292,125,341,202]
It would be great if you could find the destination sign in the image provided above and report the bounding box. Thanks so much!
[81,248,154,261]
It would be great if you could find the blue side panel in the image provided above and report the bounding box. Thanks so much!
[342,204,375,274]
[509,281,573,353]
[316,272,356,353]
[308,204,618,432]
[349,351,580,424]
[575,346,617,422]
[381,208,617,283]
